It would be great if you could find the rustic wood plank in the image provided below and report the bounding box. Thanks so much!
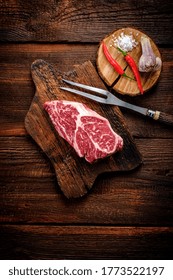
[0,137,173,180]
[0,178,172,225]
[0,225,172,259]
[0,43,96,136]
[0,137,172,224]
[0,0,173,44]
[0,44,173,137]
[0,0,172,262]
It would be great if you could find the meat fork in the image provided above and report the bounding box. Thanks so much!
[60,79,173,127]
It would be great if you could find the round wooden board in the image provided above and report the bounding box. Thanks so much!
[96,27,162,96]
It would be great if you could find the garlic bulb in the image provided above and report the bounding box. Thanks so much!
[138,36,162,72]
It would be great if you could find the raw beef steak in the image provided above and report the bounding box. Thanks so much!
[44,100,123,163]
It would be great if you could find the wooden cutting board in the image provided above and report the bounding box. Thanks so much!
[25,59,142,198]
[96,27,162,96]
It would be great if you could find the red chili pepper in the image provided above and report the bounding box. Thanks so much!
[117,47,144,94]
[102,42,134,80]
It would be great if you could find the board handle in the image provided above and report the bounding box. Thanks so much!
[147,110,173,127]
[31,59,61,99]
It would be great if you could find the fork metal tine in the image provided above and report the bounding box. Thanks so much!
[62,79,108,96]
[60,79,150,117]
[60,87,107,104]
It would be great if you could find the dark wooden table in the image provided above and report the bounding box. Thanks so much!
[0,0,173,260]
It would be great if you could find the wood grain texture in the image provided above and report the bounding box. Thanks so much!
[0,225,173,259]
[0,44,173,138]
[0,0,173,260]
[1,177,173,225]
[25,59,142,198]
[0,137,172,225]
[0,0,173,44]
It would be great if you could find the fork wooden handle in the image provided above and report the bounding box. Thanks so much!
[147,110,173,127]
